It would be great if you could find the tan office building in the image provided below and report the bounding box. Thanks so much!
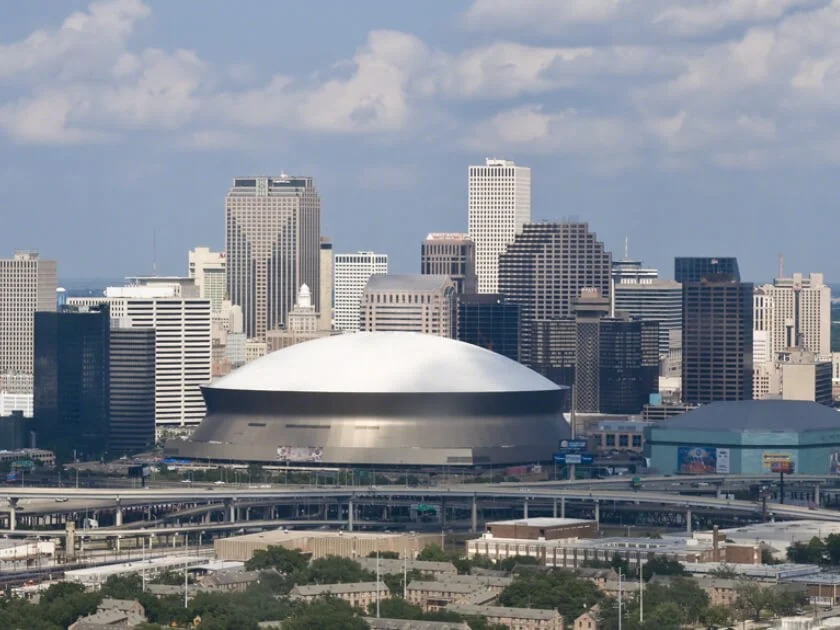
[361,274,456,338]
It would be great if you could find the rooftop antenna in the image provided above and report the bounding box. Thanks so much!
[624,236,629,261]
[778,254,784,280]
[152,227,158,277]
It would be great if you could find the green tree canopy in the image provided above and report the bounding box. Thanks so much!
[283,598,369,630]
[245,546,309,573]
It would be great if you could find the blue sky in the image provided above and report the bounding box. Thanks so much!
[2,0,840,282]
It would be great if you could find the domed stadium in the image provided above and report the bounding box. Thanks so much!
[172,332,569,467]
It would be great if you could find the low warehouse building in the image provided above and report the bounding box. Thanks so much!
[646,400,840,475]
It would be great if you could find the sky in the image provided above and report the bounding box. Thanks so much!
[2,0,840,283]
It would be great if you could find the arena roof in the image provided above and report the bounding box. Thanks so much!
[210,332,561,394]
[659,400,840,432]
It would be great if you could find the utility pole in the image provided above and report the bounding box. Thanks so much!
[569,383,577,481]
[403,546,407,600]
[639,562,644,624]
[618,569,623,630]
[376,546,381,618]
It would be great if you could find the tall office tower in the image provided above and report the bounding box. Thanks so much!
[334,251,388,333]
[675,257,740,284]
[468,158,531,293]
[188,247,226,314]
[529,289,658,414]
[756,273,831,360]
[361,275,456,337]
[612,259,682,358]
[681,263,753,404]
[33,305,110,458]
[318,237,333,331]
[456,294,521,361]
[68,284,211,433]
[266,284,330,352]
[225,175,321,339]
[0,252,57,376]
[109,323,156,455]
[498,222,612,364]
[421,233,477,294]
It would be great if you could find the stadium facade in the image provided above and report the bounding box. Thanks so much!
[171,332,569,467]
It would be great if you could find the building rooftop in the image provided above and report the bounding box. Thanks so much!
[424,233,471,242]
[682,563,820,579]
[447,603,558,620]
[487,518,593,528]
[291,581,386,596]
[365,274,453,292]
[365,618,471,630]
[407,581,482,595]
[359,558,456,574]
[656,400,840,432]
[209,332,562,394]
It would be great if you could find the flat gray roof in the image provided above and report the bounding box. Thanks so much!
[656,400,840,432]
[365,274,452,292]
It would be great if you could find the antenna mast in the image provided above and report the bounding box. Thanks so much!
[778,254,784,280]
[152,228,158,276]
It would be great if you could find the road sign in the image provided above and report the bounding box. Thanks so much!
[553,452,594,464]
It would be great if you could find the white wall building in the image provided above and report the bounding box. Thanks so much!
[0,392,32,417]
[0,252,57,375]
[188,247,226,314]
[69,284,211,434]
[319,237,333,331]
[334,252,388,333]
[756,273,831,360]
[468,158,531,294]
[360,274,457,338]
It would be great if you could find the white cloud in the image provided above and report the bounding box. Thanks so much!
[654,0,826,36]
[464,0,626,32]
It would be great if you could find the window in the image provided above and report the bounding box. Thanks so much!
[605,434,616,447]
[632,435,642,448]
[619,434,629,447]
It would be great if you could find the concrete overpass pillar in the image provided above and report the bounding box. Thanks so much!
[561,496,566,519]
[115,499,123,527]
[8,498,18,531]
[594,500,599,526]
[225,499,236,523]
[815,484,821,506]
[523,500,529,519]
[348,498,354,532]
[686,509,692,533]
[471,496,478,534]
[553,498,557,518]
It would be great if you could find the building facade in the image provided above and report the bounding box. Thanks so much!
[0,252,57,376]
[109,323,156,455]
[498,223,612,367]
[361,275,456,337]
[675,257,740,284]
[318,237,333,331]
[33,305,110,457]
[334,251,388,333]
[225,175,320,339]
[68,285,212,433]
[421,233,477,294]
[612,260,681,358]
[680,260,753,405]
[188,247,226,314]
[265,284,330,352]
[468,158,531,294]
[456,294,520,361]
[756,273,831,360]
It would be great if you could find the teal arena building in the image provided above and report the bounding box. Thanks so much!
[646,401,840,475]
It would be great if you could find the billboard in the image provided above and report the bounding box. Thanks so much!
[761,452,792,473]
[830,452,840,474]
[677,446,730,474]
[277,446,323,463]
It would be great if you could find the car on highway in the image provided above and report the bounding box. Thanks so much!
[54,497,68,503]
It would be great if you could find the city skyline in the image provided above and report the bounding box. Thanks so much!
[3,1,840,282]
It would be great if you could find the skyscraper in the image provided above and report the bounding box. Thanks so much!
[498,222,612,364]
[68,283,211,434]
[334,251,388,333]
[756,273,831,360]
[456,294,520,361]
[109,323,156,455]
[421,233,477,294]
[612,259,682,358]
[188,247,226,314]
[225,175,321,339]
[675,257,740,284]
[681,263,753,404]
[468,158,531,293]
[34,305,110,458]
[318,237,333,331]
[0,252,57,376]
[361,275,456,337]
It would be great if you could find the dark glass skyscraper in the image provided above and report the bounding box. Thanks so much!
[456,294,520,361]
[681,261,753,404]
[34,305,110,458]
[109,326,156,455]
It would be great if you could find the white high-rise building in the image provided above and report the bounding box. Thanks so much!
[225,175,321,340]
[188,247,226,314]
[333,252,388,333]
[68,283,211,434]
[319,237,333,331]
[468,158,531,294]
[0,252,57,376]
[756,273,831,360]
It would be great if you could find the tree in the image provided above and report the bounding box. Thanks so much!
[367,550,400,559]
[300,556,375,585]
[708,564,738,578]
[371,598,424,619]
[642,555,687,581]
[826,534,840,565]
[417,544,449,562]
[734,581,768,620]
[703,604,732,627]
[766,587,799,617]
[499,571,603,622]
[245,546,309,573]
[498,555,539,572]
[283,598,369,630]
